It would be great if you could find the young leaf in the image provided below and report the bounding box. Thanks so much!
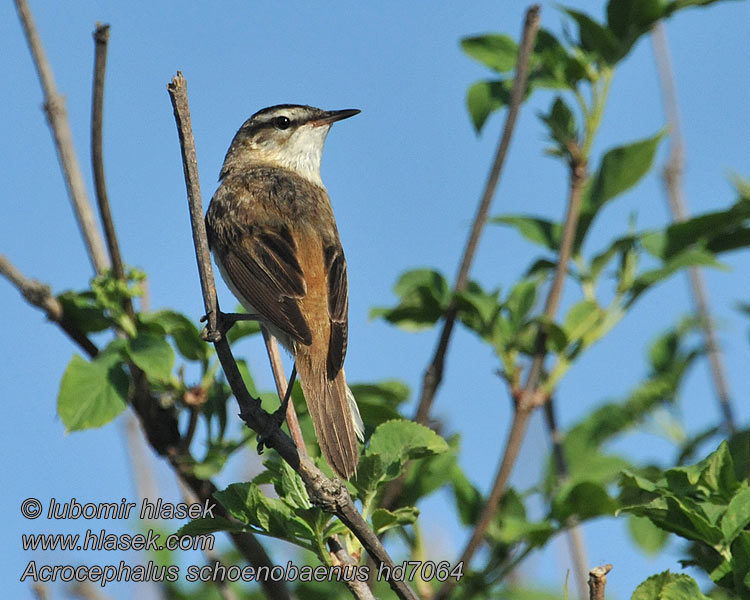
[628,515,670,555]
[631,571,708,600]
[539,96,578,156]
[139,309,207,362]
[466,79,512,132]
[563,8,620,64]
[492,214,562,251]
[58,354,128,431]
[371,506,419,535]
[461,34,518,72]
[576,132,665,250]
[368,420,449,479]
[126,332,175,383]
[370,268,451,331]
[56,291,111,333]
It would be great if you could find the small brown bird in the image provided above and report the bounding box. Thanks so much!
[205,104,363,478]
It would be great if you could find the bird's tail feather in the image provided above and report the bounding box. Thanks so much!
[296,353,360,479]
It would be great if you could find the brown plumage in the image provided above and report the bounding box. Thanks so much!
[205,105,362,478]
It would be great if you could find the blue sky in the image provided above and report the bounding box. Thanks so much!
[2,1,749,598]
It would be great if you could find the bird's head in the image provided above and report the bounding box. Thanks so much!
[220,104,360,185]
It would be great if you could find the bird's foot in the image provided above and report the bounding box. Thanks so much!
[200,310,261,342]
[256,364,297,454]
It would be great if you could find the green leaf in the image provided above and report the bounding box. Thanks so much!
[214,482,315,546]
[506,278,538,329]
[552,481,618,522]
[563,8,620,64]
[275,460,312,511]
[371,506,419,535]
[126,333,175,383]
[367,420,449,478]
[539,96,578,156]
[631,570,708,600]
[668,440,740,501]
[461,34,518,72]
[606,0,668,59]
[533,28,589,88]
[57,291,111,333]
[398,440,458,507]
[492,214,562,251]
[730,531,750,593]
[642,197,750,259]
[576,132,665,250]
[455,281,502,340]
[352,454,387,499]
[57,354,129,431]
[628,247,726,303]
[562,300,602,346]
[629,515,670,555]
[139,309,208,362]
[721,485,750,543]
[452,464,483,525]
[466,79,512,132]
[370,268,451,331]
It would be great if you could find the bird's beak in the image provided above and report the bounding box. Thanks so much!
[312,108,361,127]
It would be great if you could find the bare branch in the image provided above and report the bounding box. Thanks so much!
[167,72,419,600]
[588,564,612,600]
[262,328,309,456]
[14,0,109,274]
[651,22,735,434]
[413,4,541,425]
[91,23,128,285]
[435,138,588,600]
[328,537,376,600]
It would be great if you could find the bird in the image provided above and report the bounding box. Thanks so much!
[205,104,364,479]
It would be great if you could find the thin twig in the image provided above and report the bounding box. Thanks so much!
[91,23,128,287]
[413,4,541,425]
[435,148,587,600]
[651,22,735,434]
[0,253,99,355]
[168,71,419,600]
[262,328,309,456]
[543,401,589,600]
[14,0,109,274]
[328,537,376,600]
[588,564,612,600]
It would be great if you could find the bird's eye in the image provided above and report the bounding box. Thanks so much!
[274,116,291,130]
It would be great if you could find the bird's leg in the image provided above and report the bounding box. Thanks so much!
[200,309,262,342]
[257,363,298,454]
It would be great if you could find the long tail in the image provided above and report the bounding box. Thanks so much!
[296,349,362,479]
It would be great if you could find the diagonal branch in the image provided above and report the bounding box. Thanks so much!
[651,22,735,434]
[413,4,541,425]
[14,0,109,275]
[167,71,419,600]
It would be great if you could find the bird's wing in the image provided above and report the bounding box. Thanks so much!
[220,225,313,346]
[324,244,348,379]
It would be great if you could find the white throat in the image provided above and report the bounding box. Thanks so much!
[272,123,330,187]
